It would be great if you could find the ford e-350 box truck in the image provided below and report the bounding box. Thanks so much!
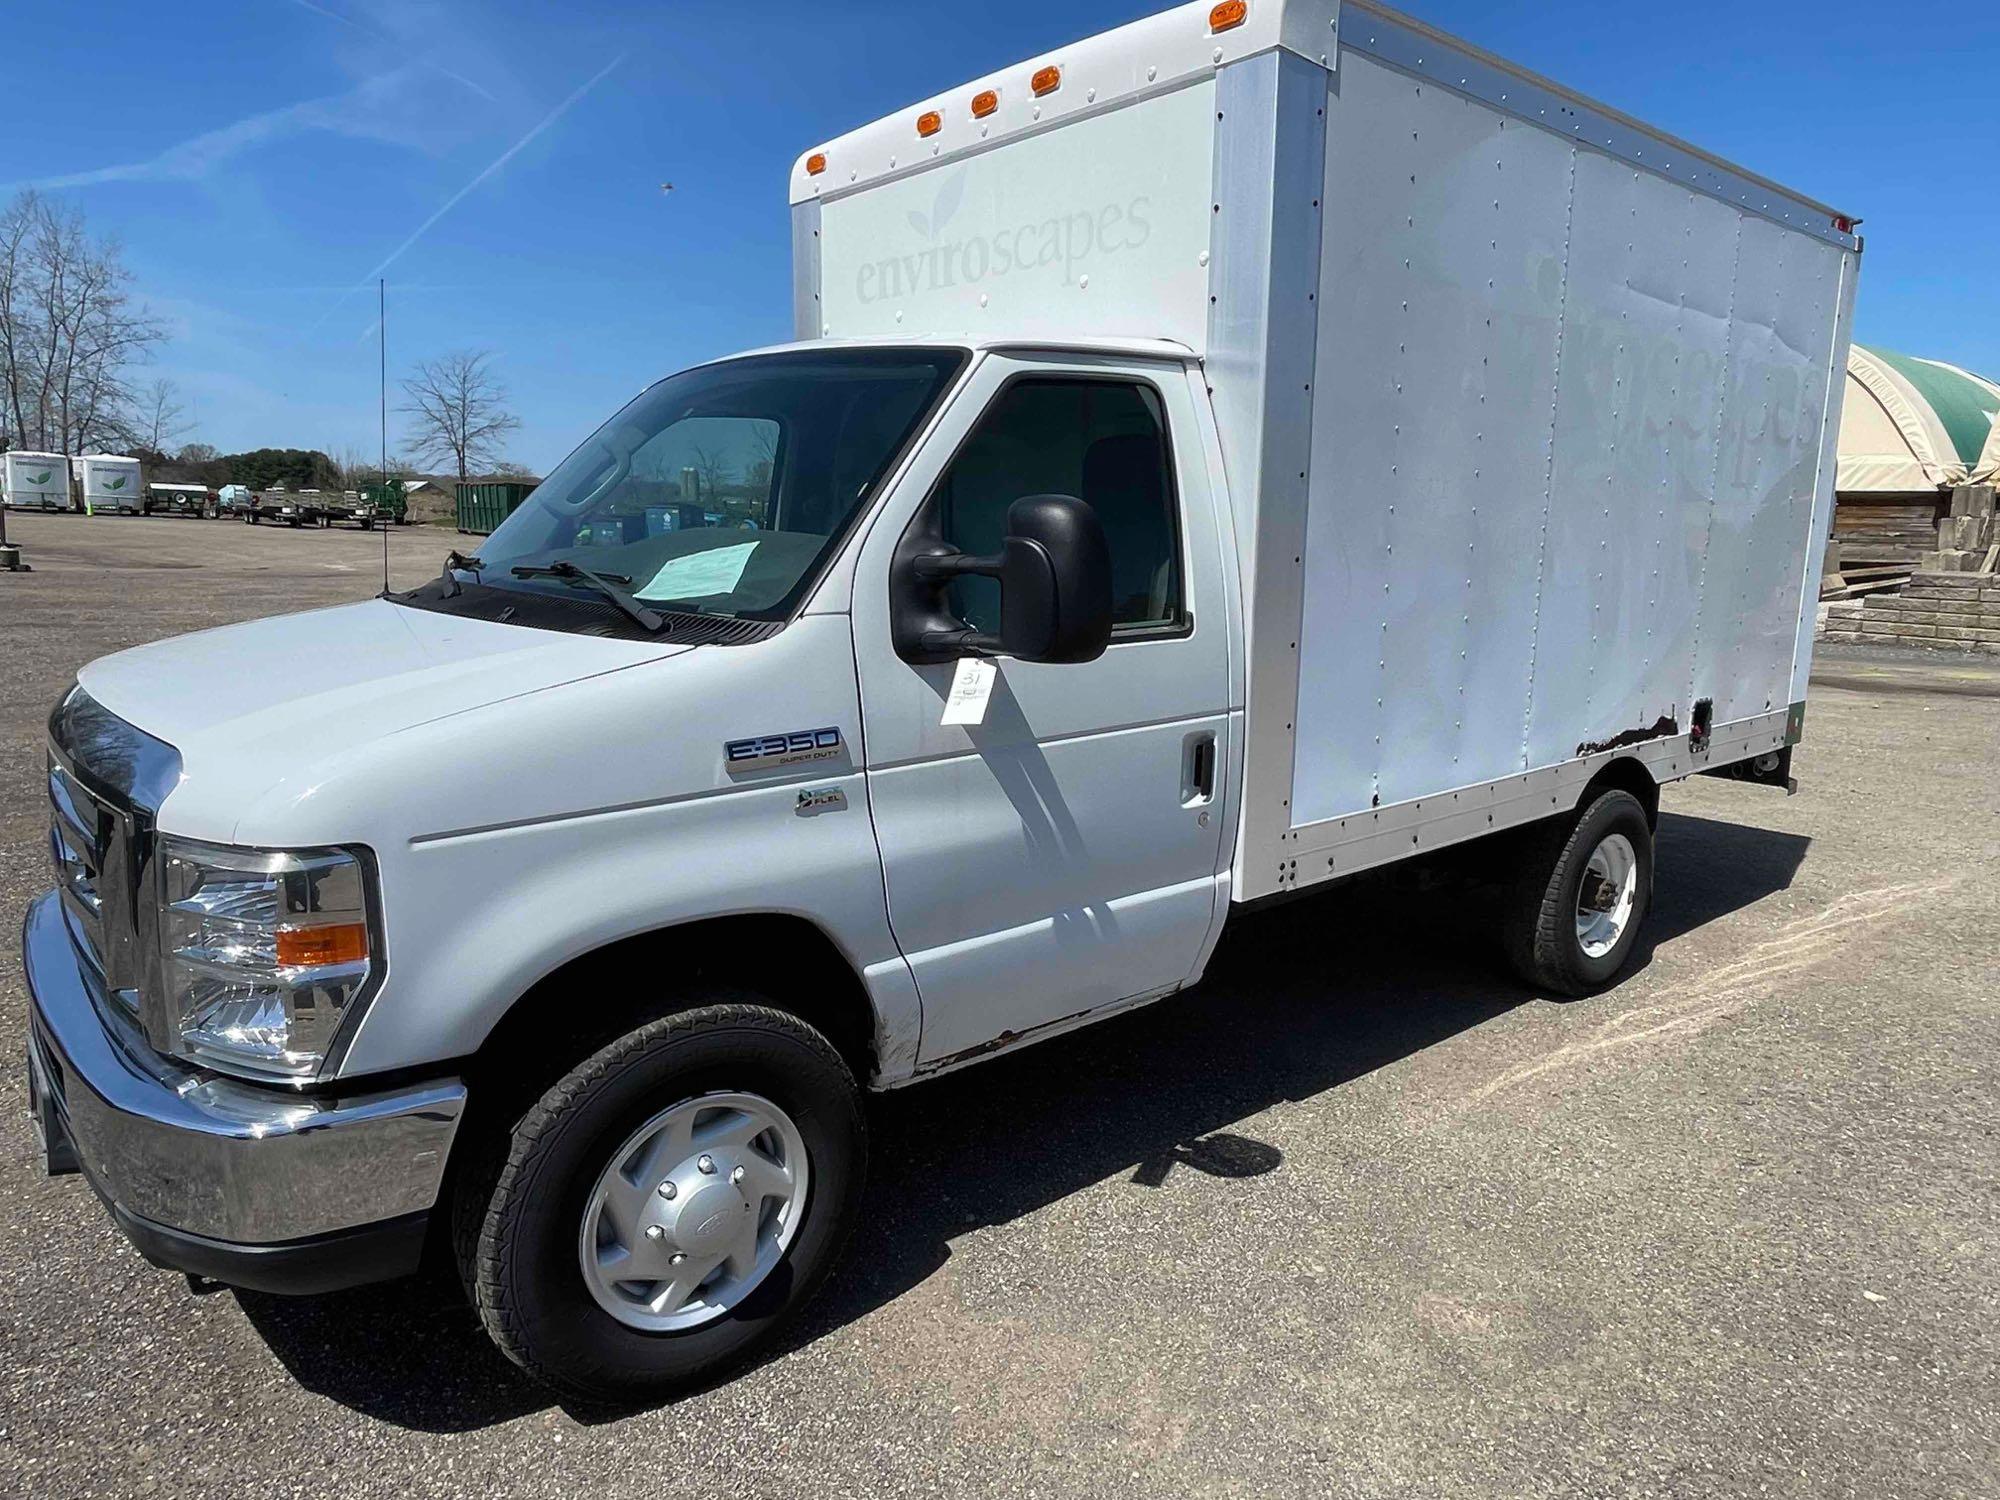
[24,0,1857,1399]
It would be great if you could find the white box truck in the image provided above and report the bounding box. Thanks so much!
[72,453,145,515]
[24,0,1857,1400]
[4,450,72,511]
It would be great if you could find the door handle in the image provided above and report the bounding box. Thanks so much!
[1183,732,1217,807]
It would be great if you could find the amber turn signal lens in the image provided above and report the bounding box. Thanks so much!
[917,110,942,138]
[971,89,999,119]
[1210,0,1247,31]
[276,922,369,968]
[805,152,827,176]
[1031,65,1061,96]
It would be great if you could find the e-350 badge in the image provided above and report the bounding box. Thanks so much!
[724,726,844,772]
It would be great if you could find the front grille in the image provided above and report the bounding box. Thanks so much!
[47,756,141,1019]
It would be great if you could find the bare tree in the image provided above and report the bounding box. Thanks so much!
[397,350,521,482]
[0,191,163,453]
[328,444,379,487]
[128,377,190,452]
[746,424,777,495]
[687,440,729,504]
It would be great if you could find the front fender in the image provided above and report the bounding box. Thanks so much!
[242,615,917,1082]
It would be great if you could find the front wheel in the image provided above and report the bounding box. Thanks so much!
[1501,788,1653,996]
[457,1001,866,1402]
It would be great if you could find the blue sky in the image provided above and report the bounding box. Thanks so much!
[5,0,1995,473]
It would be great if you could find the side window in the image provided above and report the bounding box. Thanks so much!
[932,378,1183,635]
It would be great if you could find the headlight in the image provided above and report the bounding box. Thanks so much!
[156,836,379,1081]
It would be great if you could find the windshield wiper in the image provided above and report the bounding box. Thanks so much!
[510,559,663,630]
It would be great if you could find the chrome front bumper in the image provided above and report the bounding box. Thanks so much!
[22,889,465,1251]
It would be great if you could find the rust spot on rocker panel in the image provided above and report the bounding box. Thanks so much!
[1576,713,1679,759]
[921,1006,1099,1072]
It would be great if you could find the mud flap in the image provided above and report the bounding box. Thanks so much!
[1701,744,1796,794]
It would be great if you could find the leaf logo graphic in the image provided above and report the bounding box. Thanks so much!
[27,469,50,485]
[906,170,967,241]
[107,475,127,489]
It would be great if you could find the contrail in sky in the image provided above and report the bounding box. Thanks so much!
[287,0,501,102]
[313,52,627,334]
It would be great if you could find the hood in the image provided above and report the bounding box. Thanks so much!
[78,599,691,830]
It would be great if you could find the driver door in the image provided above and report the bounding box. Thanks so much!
[850,352,1233,1067]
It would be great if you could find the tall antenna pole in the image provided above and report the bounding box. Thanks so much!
[379,277,390,596]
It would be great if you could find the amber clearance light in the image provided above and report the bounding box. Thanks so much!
[276,922,369,969]
[917,110,942,138]
[1031,65,1061,97]
[1210,1,1248,31]
[805,152,828,176]
[971,89,999,119]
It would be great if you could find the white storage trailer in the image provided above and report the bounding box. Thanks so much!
[71,453,145,515]
[4,450,71,510]
[792,0,1859,904]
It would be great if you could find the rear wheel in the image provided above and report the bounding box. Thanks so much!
[1501,788,1653,995]
[456,1000,865,1402]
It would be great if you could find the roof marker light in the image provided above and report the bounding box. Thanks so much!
[917,111,942,138]
[1032,65,1061,96]
[1210,1,1248,31]
[806,152,827,176]
[971,89,999,119]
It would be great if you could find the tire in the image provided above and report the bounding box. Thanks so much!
[1501,788,1653,996]
[456,1001,866,1402]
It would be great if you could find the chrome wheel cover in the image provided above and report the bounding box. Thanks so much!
[1575,832,1638,960]
[577,1091,809,1333]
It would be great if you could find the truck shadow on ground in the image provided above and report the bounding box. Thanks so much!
[235,809,1806,1432]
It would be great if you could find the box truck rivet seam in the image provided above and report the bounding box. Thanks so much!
[22,0,1857,1402]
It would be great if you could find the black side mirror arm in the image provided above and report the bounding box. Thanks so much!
[908,551,1004,658]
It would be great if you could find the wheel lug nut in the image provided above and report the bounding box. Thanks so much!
[644,1225,665,1241]
[669,1252,686,1266]
[657,1180,677,1199]
[730,1166,746,1185]
[696,1154,716,1174]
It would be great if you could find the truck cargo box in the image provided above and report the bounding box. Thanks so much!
[792,0,1859,900]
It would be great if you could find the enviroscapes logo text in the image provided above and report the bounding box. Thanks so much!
[853,168,1152,304]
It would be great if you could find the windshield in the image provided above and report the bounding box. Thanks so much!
[461,347,966,624]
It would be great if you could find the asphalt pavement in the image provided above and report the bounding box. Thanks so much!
[1,510,1994,1499]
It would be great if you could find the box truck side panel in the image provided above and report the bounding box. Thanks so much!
[1686,212,1850,730]
[815,79,1217,350]
[1293,54,1575,815]
[1273,43,1854,881]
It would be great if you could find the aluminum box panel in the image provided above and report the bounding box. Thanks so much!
[1286,46,1852,839]
[1294,56,1573,819]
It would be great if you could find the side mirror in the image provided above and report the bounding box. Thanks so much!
[892,494,1113,665]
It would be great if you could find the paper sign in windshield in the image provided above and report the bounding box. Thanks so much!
[636,541,757,601]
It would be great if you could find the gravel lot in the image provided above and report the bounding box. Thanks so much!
[2,509,1995,1499]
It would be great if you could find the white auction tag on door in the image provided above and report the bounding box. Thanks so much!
[940,657,997,727]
